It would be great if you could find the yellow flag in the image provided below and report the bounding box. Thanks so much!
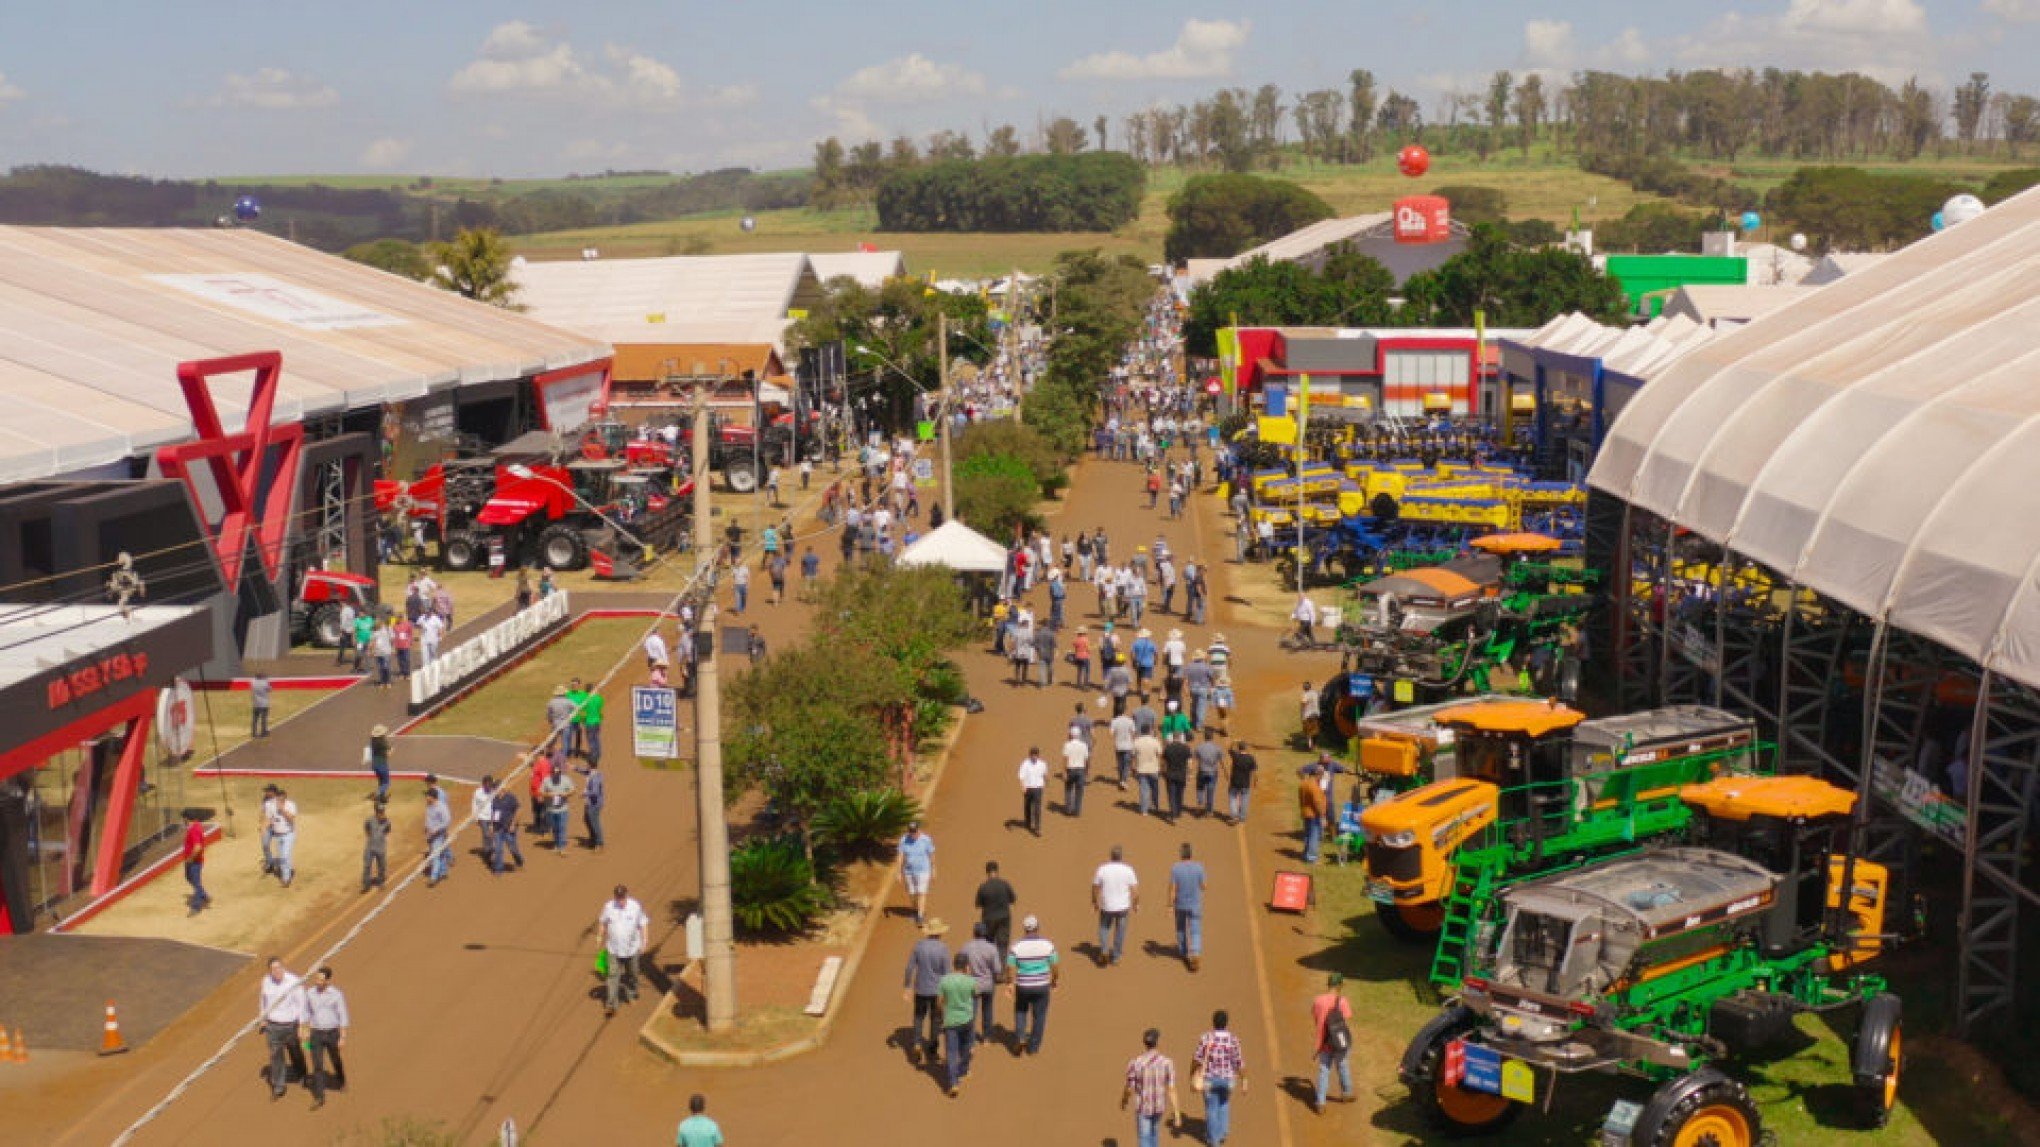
[1296,371,1311,435]
[1216,327,1239,394]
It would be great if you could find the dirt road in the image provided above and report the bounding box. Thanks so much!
[36,450,1359,1146]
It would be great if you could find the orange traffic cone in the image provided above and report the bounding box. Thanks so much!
[0,1027,12,1063]
[98,1002,126,1057]
[12,1026,26,1063]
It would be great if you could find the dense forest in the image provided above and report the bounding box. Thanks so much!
[874,153,1143,232]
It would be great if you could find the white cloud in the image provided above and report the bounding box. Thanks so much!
[359,137,411,169]
[0,72,23,105]
[809,94,883,142]
[837,54,988,104]
[1609,27,1653,67]
[448,22,753,109]
[1522,20,1576,69]
[1059,18,1250,81]
[1983,0,2040,20]
[1677,0,1939,81]
[204,67,339,110]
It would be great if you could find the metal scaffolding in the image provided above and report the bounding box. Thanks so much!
[1605,498,2038,1036]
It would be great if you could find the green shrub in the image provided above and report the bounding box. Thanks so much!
[954,454,1042,540]
[814,789,922,855]
[956,421,1067,493]
[729,837,832,935]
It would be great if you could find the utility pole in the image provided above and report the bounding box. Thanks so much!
[692,399,737,1032]
[938,310,955,520]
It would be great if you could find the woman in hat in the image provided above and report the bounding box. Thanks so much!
[365,725,392,802]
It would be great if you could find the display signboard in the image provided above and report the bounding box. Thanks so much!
[534,367,609,433]
[1269,870,1313,913]
[150,273,405,330]
[1454,1040,1504,1094]
[1394,195,1453,244]
[632,686,679,760]
[156,678,197,758]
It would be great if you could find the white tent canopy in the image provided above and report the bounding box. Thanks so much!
[1589,184,2040,689]
[897,520,1007,573]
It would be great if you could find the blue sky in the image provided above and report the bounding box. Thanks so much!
[1,1,2037,178]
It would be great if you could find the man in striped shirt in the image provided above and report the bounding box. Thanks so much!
[1004,915,1060,1055]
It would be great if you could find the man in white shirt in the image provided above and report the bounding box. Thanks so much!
[471,777,498,863]
[1293,594,1319,645]
[418,611,446,666]
[598,884,651,1016]
[644,629,669,671]
[1018,747,1049,836]
[1062,731,1092,817]
[258,957,308,1098]
[1091,846,1140,966]
[269,788,300,888]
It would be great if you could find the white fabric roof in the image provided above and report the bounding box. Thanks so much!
[1504,311,1716,382]
[809,251,907,289]
[511,253,822,351]
[0,227,609,484]
[1661,285,1818,328]
[1735,242,1815,286]
[1801,252,1890,286]
[896,520,1008,573]
[1227,213,1392,269]
[1590,185,2040,688]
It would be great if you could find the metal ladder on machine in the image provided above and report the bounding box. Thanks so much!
[1428,860,1498,991]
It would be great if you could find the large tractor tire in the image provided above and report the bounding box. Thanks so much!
[722,459,759,494]
[442,532,485,572]
[1399,1005,1520,1137]
[1634,1067,1762,1147]
[539,524,589,572]
[306,602,347,648]
[1370,492,1400,521]
[1374,900,1447,942]
[1851,993,1904,1130]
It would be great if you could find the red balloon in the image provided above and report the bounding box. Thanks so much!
[1397,144,1431,178]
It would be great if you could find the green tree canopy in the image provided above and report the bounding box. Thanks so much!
[1163,174,1336,263]
[428,228,519,308]
[875,153,1143,232]
[1596,202,1714,253]
[1399,224,1630,327]
[1765,166,1960,251]
[343,238,431,280]
[1182,251,1394,356]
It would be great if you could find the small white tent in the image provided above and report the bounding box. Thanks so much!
[897,520,1008,573]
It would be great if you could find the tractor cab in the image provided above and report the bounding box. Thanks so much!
[566,457,628,506]
[1434,699,1586,830]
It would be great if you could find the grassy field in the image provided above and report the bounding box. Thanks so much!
[414,618,656,740]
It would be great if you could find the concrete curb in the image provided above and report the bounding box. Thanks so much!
[638,705,973,1068]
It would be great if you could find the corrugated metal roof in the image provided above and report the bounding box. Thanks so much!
[511,253,823,351]
[0,227,610,484]
[1228,213,1393,267]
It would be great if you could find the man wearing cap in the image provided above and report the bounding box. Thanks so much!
[597,884,649,1016]
[896,822,936,927]
[365,725,393,803]
[1005,915,1060,1055]
[903,917,952,1063]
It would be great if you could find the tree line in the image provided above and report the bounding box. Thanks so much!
[874,152,1143,233]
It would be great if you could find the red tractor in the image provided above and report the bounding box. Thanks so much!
[292,569,378,647]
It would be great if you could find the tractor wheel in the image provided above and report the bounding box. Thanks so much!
[442,532,484,572]
[539,525,589,572]
[1635,1067,1762,1147]
[307,602,347,648]
[1371,493,1400,521]
[722,459,758,494]
[1375,900,1447,943]
[1399,1005,1519,1137]
[1851,994,1903,1130]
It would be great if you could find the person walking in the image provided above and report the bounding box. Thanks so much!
[1061,727,1091,816]
[1226,741,1258,825]
[1168,842,1207,971]
[1105,657,1134,716]
[1192,1011,1247,1145]
[303,966,349,1110]
[1121,1028,1183,1147]
[1161,734,1191,823]
[489,785,524,872]
[1092,845,1139,967]
[361,801,390,893]
[1005,915,1059,1055]
[960,922,1002,1045]
[1133,727,1164,817]
[472,776,498,863]
[903,917,952,1063]
[268,786,299,888]
[542,766,575,853]
[258,957,309,1099]
[1311,973,1356,1112]
[1298,765,1329,864]
[579,758,606,851]
[418,608,445,667]
[181,810,211,914]
[546,685,576,765]
[598,884,650,1016]
[1111,709,1137,789]
[576,685,606,765]
[895,822,935,927]
[369,620,394,689]
[677,1094,724,1147]
[1193,729,1225,817]
[250,672,272,738]
[392,615,414,680]
[1017,746,1048,836]
[364,725,392,803]
[333,600,357,668]
[1298,680,1321,746]
[938,951,978,1096]
[1033,622,1056,688]
[973,861,1016,960]
[1071,627,1093,689]
[731,561,750,614]
[800,547,821,600]
[423,786,452,886]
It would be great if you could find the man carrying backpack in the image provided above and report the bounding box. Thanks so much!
[1310,972,1355,1113]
